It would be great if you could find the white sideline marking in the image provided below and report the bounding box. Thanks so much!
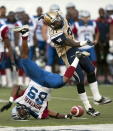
[0,99,8,103]
[0,96,93,103]
[0,124,113,131]
[51,96,93,101]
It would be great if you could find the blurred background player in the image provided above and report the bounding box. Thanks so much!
[106,4,113,80]
[44,4,66,75]
[0,6,7,87]
[72,10,99,68]
[0,6,7,24]
[33,7,46,67]
[95,8,111,84]
[66,2,79,26]
[14,11,35,86]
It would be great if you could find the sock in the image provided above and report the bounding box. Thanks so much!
[64,57,79,79]
[89,81,102,101]
[79,92,92,111]
[6,69,13,88]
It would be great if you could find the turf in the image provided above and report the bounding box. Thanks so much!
[0,85,113,127]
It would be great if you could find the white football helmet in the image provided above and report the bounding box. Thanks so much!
[66,2,75,9]
[79,10,90,18]
[105,4,113,11]
[11,105,30,120]
[50,4,60,11]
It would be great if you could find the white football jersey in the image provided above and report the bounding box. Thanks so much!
[15,80,51,119]
[0,24,7,52]
[35,19,45,41]
[74,20,97,49]
[6,22,15,48]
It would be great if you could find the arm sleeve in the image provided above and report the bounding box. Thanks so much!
[1,26,9,40]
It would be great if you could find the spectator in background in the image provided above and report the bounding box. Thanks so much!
[72,10,99,67]
[66,2,79,26]
[96,8,111,84]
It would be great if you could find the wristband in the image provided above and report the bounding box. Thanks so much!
[109,40,113,47]
[9,97,14,103]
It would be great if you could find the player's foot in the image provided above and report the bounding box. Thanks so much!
[94,96,112,105]
[76,51,90,59]
[13,25,29,37]
[86,108,100,117]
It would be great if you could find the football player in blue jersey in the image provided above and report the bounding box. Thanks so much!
[0,25,88,120]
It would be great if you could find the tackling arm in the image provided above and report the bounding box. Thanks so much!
[51,33,93,47]
[0,85,24,112]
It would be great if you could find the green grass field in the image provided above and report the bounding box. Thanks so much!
[0,85,113,127]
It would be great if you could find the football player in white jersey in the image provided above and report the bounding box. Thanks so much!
[14,13,35,86]
[0,6,7,86]
[4,11,17,87]
[0,25,88,120]
[72,10,99,67]
[0,22,15,87]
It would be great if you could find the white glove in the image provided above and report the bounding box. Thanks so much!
[109,40,113,47]
[15,46,20,56]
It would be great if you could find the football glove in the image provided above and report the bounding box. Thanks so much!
[87,40,94,46]
[0,102,12,112]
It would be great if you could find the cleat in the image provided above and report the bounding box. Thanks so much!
[13,25,29,37]
[94,96,112,105]
[86,108,100,117]
[76,51,90,59]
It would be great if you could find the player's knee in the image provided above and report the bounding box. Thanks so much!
[87,72,96,83]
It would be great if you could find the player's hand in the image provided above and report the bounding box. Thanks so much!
[0,102,12,112]
[86,40,94,46]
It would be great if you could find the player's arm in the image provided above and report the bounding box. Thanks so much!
[51,33,93,47]
[42,24,48,42]
[2,26,14,63]
[48,109,72,119]
[0,85,23,112]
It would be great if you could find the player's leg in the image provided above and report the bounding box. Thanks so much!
[45,45,55,72]
[65,47,100,116]
[79,55,112,104]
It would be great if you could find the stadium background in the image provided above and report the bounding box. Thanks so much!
[1,0,113,18]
